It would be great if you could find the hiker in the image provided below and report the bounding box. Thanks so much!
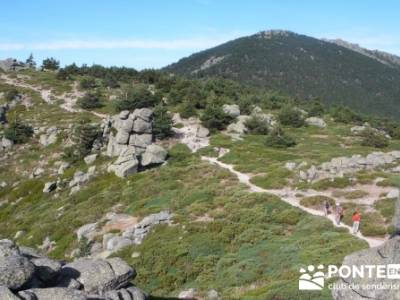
[335,203,344,225]
[352,210,361,234]
[324,200,330,216]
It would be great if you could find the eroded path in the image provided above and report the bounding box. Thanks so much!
[1,74,107,119]
[202,150,386,248]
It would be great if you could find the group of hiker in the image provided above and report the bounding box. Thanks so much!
[323,200,361,234]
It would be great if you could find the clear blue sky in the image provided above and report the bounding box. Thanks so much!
[1,0,399,69]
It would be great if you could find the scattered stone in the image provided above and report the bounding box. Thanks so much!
[59,257,135,294]
[207,289,220,300]
[76,223,98,242]
[69,171,90,188]
[14,230,25,240]
[179,288,197,299]
[140,144,168,167]
[108,148,139,178]
[285,162,297,171]
[18,288,88,300]
[0,286,20,300]
[39,127,58,147]
[31,257,62,283]
[57,162,70,175]
[0,181,7,188]
[83,154,97,165]
[387,189,399,199]
[1,137,14,152]
[32,167,45,178]
[43,181,57,193]
[0,255,35,289]
[222,104,240,117]
[305,117,327,128]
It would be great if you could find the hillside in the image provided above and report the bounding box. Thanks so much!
[165,30,400,120]
[1,65,400,299]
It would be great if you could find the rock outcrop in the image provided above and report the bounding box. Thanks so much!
[76,211,173,255]
[0,239,147,300]
[332,237,400,300]
[299,150,400,182]
[105,109,168,178]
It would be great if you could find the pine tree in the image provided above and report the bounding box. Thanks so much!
[25,53,36,69]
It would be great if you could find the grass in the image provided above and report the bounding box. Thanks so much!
[374,198,396,222]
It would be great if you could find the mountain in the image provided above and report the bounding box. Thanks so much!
[165,30,400,119]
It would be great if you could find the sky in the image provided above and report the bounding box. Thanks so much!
[1,0,399,69]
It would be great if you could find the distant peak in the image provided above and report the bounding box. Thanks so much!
[256,29,295,39]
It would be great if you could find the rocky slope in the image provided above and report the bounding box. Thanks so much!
[2,65,400,299]
[0,239,147,299]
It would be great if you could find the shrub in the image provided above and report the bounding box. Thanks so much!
[330,105,364,124]
[238,96,254,115]
[77,236,92,257]
[5,88,19,102]
[200,104,233,131]
[79,77,97,89]
[77,92,104,109]
[361,129,389,148]
[300,195,335,209]
[273,209,302,225]
[306,100,325,117]
[278,106,305,128]
[153,104,173,140]
[312,177,351,190]
[115,86,160,112]
[179,101,197,118]
[4,121,33,144]
[56,69,72,80]
[244,116,269,135]
[71,118,101,158]
[41,57,60,70]
[265,127,296,148]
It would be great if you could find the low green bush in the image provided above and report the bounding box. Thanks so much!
[3,121,33,144]
[361,129,389,148]
[300,195,335,208]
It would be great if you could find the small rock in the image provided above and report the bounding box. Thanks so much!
[305,117,326,128]
[222,104,240,117]
[84,154,97,165]
[387,189,399,199]
[43,181,57,193]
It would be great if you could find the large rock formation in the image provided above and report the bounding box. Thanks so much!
[105,108,168,178]
[332,237,400,300]
[0,239,147,300]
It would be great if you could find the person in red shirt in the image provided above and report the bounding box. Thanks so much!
[352,210,361,234]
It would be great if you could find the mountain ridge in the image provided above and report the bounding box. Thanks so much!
[165,30,400,120]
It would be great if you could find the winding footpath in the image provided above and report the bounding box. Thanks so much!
[1,74,107,119]
[202,150,386,248]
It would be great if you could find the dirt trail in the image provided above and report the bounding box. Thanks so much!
[1,74,107,119]
[202,152,386,248]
